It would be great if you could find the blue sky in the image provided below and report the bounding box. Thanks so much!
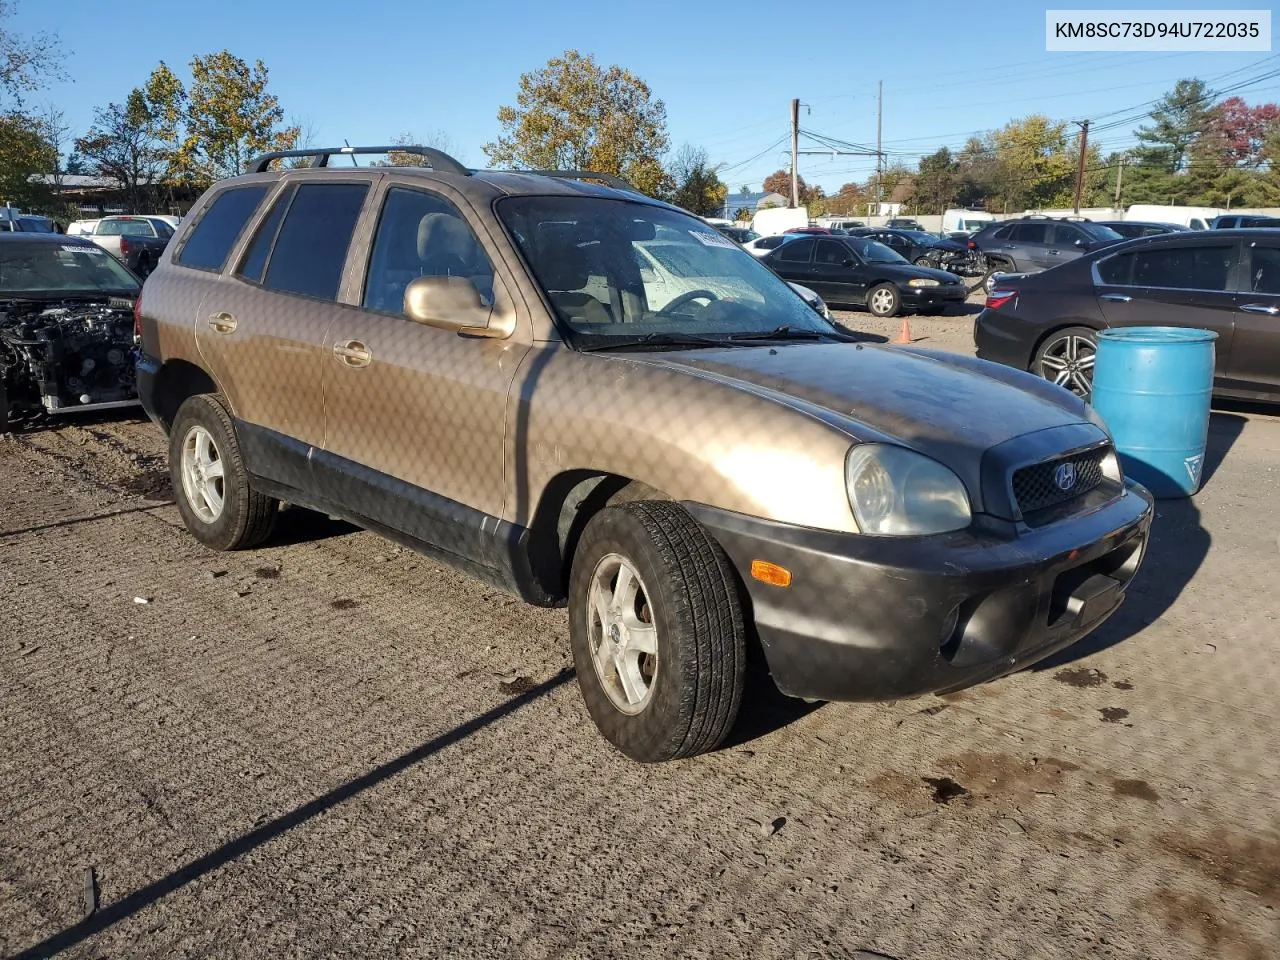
[11,0,1279,193]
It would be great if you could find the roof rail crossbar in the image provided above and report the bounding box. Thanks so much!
[245,145,470,176]
[521,169,639,193]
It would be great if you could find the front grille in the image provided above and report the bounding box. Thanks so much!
[1012,447,1107,515]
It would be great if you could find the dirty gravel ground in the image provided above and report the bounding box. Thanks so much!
[2,314,1279,960]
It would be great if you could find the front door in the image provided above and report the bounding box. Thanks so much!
[811,239,860,303]
[1228,238,1280,396]
[320,183,531,530]
[1092,239,1239,389]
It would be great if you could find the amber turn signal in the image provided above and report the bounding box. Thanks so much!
[750,560,792,587]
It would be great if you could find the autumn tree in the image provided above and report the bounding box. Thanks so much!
[665,144,727,217]
[762,169,821,206]
[824,182,866,216]
[484,50,669,196]
[142,61,190,187]
[183,51,298,182]
[75,90,164,212]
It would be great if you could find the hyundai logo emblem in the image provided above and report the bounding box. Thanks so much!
[1054,462,1077,492]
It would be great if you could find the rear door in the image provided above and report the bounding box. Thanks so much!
[766,237,817,286]
[811,239,861,303]
[1092,239,1239,388]
[1228,237,1280,396]
[1006,222,1053,271]
[192,175,374,451]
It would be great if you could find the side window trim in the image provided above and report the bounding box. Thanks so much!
[1091,242,1238,292]
[233,182,298,286]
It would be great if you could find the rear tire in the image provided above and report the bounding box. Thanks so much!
[568,501,746,762]
[1032,326,1098,398]
[169,394,278,551]
[866,283,901,318]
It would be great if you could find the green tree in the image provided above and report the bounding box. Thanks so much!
[665,144,727,216]
[75,90,163,212]
[182,51,298,182]
[0,109,54,208]
[985,115,1075,211]
[484,50,669,196]
[1125,78,1214,204]
[142,61,190,187]
[911,147,959,213]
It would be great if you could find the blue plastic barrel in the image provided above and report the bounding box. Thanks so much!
[1089,326,1217,499]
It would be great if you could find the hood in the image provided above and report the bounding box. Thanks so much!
[868,261,965,284]
[928,238,968,253]
[630,341,1103,511]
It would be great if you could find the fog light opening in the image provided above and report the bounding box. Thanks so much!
[938,603,963,661]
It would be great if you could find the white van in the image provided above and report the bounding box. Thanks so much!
[752,206,809,237]
[942,209,996,234]
[1124,204,1224,231]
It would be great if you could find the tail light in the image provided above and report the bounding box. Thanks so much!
[987,289,1017,311]
[120,236,131,258]
[967,239,976,249]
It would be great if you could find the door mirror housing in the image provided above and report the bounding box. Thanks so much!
[1074,238,1086,248]
[403,276,514,339]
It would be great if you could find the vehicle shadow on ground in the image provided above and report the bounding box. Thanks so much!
[269,505,361,547]
[9,669,575,960]
[1031,411,1246,672]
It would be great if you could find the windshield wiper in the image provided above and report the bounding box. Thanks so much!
[579,332,751,352]
[726,325,834,342]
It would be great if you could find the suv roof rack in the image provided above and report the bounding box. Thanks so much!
[514,169,639,193]
[245,145,471,176]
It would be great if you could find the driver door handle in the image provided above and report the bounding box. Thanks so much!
[1100,293,1132,303]
[1240,302,1280,315]
[333,339,372,367]
[208,311,237,334]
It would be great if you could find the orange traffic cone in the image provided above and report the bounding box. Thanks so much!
[894,316,912,345]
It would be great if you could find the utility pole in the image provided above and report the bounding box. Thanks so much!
[875,80,883,217]
[1072,119,1090,214]
[1113,153,1126,211]
[790,98,800,208]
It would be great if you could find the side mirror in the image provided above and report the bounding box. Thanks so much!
[403,276,514,339]
[843,258,856,267]
[1074,238,1086,247]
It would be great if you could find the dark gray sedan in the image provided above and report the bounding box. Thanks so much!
[974,228,1280,402]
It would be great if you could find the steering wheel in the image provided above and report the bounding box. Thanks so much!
[659,289,720,314]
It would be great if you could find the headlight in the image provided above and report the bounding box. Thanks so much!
[845,444,972,535]
[907,278,940,288]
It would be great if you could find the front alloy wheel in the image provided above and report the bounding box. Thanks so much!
[1035,327,1097,397]
[587,554,659,715]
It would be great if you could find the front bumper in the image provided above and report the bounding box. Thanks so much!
[902,283,967,308]
[686,482,1153,702]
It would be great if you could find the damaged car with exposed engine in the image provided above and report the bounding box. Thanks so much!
[1,233,141,432]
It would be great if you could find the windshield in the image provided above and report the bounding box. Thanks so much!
[0,240,140,296]
[497,196,839,344]
[96,218,155,237]
[846,237,908,263]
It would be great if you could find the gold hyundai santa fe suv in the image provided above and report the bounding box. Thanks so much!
[135,145,1152,762]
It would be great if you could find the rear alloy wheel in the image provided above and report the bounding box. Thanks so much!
[1034,326,1098,397]
[867,283,901,318]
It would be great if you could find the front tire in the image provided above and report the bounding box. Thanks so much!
[169,394,278,551]
[568,501,745,763]
[1033,326,1098,397]
[866,283,901,318]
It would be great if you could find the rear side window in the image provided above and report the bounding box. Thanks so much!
[177,186,270,271]
[262,183,369,301]
[1010,223,1049,243]
[777,238,815,263]
[990,225,1013,241]
[1098,245,1233,290]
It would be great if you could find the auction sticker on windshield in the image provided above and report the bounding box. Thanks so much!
[690,230,738,249]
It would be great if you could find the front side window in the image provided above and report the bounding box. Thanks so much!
[497,196,837,342]
[261,182,369,301]
[1244,243,1280,295]
[816,240,849,265]
[363,187,495,313]
[177,186,270,271]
